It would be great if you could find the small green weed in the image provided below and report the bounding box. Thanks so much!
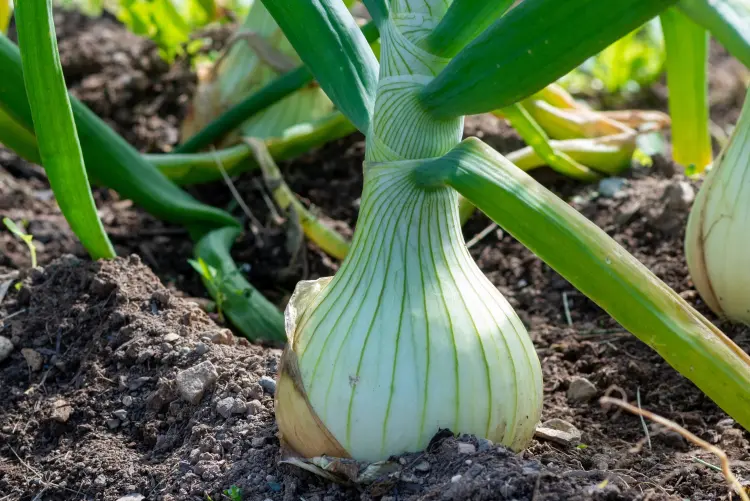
[3,217,37,268]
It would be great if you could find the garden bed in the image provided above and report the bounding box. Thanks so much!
[0,11,748,501]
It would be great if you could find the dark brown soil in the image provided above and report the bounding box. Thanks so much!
[1,10,749,501]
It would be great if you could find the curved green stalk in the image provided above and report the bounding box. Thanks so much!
[419,0,677,118]
[152,112,355,185]
[506,134,636,175]
[259,0,378,134]
[679,0,750,68]
[660,8,712,173]
[15,0,115,259]
[499,104,601,182]
[194,227,285,342]
[421,0,514,58]
[0,106,40,164]
[416,138,750,431]
[246,139,350,260]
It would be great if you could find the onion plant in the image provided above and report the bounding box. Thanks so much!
[685,86,750,325]
[1,0,750,462]
[255,0,750,461]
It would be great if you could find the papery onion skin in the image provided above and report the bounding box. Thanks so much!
[685,89,750,325]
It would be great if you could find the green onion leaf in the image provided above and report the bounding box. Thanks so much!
[421,0,514,58]
[679,0,750,68]
[362,0,389,26]
[260,0,379,134]
[660,8,712,173]
[419,0,678,118]
[15,0,116,260]
[194,227,285,342]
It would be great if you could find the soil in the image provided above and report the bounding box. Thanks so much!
[1,10,749,501]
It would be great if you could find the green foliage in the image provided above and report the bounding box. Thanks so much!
[223,485,242,501]
[117,0,219,61]
[419,0,678,118]
[15,0,116,260]
[679,0,750,68]
[188,257,228,321]
[259,0,379,133]
[3,218,37,268]
[560,20,665,95]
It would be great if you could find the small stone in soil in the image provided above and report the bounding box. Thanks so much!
[194,342,209,355]
[457,442,476,454]
[0,335,13,362]
[477,438,493,452]
[414,460,431,472]
[113,409,128,420]
[259,376,276,395]
[567,376,597,403]
[50,399,73,423]
[247,399,263,416]
[598,177,627,198]
[122,395,133,407]
[115,495,145,501]
[663,180,695,211]
[216,397,236,418]
[450,474,462,483]
[175,360,218,404]
[94,474,107,487]
[21,348,43,371]
[163,332,180,343]
[127,376,150,390]
[210,329,234,345]
[107,418,120,429]
[251,437,265,448]
[535,419,582,447]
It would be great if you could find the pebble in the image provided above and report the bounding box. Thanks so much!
[450,474,462,483]
[122,395,133,407]
[247,399,263,416]
[232,399,248,414]
[128,376,151,391]
[113,409,128,420]
[0,336,13,362]
[259,376,276,395]
[163,333,180,343]
[216,397,236,418]
[535,419,582,447]
[115,495,144,501]
[414,460,431,473]
[567,377,598,403]
[210,329,235,345]
[663,181,695,211]
[176,361,218,404]
[94,474,107,487]
[477,438,494,452]
[106,418,121,429]
[194,342,209,356]
[716,418,735,430]
[50,399,73,423]
[457,442,476,455]
[21,348,43,371]
[598,177,627,198]
[251,437,266,448]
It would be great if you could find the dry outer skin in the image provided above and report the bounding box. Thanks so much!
[1,10,749,501]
